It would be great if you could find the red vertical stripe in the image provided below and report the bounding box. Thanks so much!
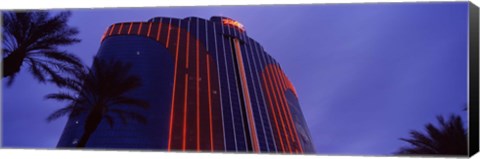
[137,23,143,35]
[207,55,214,151]
[100,27,108,42]
[196,39,200,152]
[276,66,303,153]
[182,73,189,151]
[270,66,294,151]
[108,24,115,36]
[266,67,292,153]
[166,23,172,47]
[157,22,162,41]
[185,33,190,68]
[127,22,133,34]
[167,25,182,151]
[262,73,285,152]
[270,66,295,153]
[182,27,190,151]
[117,23,124,34]
[147,22,153,37]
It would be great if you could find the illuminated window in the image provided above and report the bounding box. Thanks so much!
[72,138,78,145]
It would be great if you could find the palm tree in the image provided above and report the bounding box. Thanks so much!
[395,114,467,156]
[2,11,82,86]
[46,57,149,148]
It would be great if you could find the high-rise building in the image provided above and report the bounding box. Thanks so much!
[57,16,315,153]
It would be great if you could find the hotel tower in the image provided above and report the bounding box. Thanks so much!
[57,16,315,154]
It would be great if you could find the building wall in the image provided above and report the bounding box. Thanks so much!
[57,16,315,154]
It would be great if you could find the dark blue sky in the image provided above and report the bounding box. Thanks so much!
[2,2,469,155]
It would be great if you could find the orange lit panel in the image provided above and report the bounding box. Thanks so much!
[222,19,245,32]
[274,66,303,153]
[266,67,292,153]
[270,66,296,153]
[262,73,285,152]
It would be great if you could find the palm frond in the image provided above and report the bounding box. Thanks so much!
[45,92,76,102]
[109,96,149,109]
[46,56,149,140]
[36,61,69,86]
[110,109,128,125]
[69,105,88,118]
[26,11,79,47]
[49,77,83,92]
[109,109,147,124]
[47,104,75,122]
[2,33,16,55]
[104,115,115,128]
[424,123,443,145]
[396,114,467,155]
[6,74,17,86]
[2,11,81,84]
[36,51,83,68]
[111,76,142,97]
[27,57,47,83]
[123,111,148,124]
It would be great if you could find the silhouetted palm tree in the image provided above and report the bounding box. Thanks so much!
[2,11,82,86]
[395,114,467,156]
[46,57,149,148]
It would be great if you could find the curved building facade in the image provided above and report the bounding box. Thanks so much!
[57,16,315,153]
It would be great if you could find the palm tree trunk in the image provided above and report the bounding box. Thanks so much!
[3,49,27,78]
[76,111,103,148]
[76,126,96,148]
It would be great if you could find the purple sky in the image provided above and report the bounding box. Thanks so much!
[2,2,469,155]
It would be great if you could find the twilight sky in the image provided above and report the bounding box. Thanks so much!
[2,2,469,155]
